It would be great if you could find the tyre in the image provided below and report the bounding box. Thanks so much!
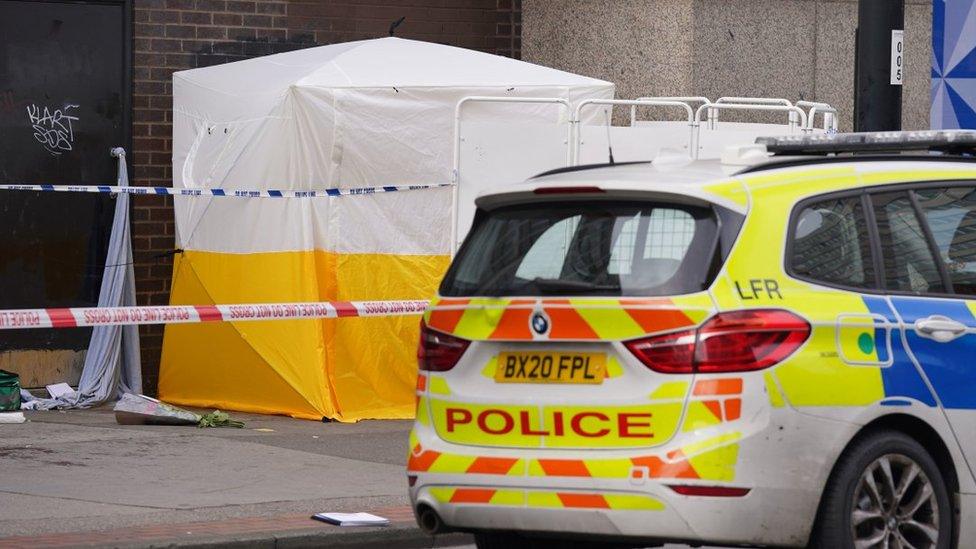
[810,430,953,549]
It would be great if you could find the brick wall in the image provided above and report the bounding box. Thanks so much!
[131,0,521,393]
[495,0,521,59]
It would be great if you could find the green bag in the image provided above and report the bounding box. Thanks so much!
[0,370,21,412]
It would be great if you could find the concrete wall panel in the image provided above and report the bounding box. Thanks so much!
[523,0,695,101]
[692,0,817,120]
[904,1,933,130]
[815,1,857,130]
[525,0,933,131]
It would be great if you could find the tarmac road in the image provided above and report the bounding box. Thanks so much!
[448,545,718,549]
[448,545,719,549]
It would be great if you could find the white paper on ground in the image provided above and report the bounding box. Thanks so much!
[45,383,76,399]
[312,512,389,526]
[0,412,26,424]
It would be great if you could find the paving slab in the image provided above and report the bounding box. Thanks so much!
[2,435,405,509]
[0,407,436,546]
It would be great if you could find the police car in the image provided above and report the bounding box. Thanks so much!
[409,131,976,548]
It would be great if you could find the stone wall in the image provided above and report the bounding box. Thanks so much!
[524,0,932,131]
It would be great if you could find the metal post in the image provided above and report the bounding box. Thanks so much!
[854,0,904,131]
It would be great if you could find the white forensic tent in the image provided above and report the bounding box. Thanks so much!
[160,37,614,421]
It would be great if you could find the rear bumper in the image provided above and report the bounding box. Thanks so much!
[413,483,802,545]
[408,405,856,546]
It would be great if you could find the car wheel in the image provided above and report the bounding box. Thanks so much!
[811,430,953,549]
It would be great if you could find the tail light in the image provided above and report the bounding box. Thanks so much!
[418,320,470,372]
[624,309,810,374]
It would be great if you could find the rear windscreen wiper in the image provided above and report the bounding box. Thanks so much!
[533,278,622,293]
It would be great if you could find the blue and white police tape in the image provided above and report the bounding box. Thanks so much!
[0,183,452,198]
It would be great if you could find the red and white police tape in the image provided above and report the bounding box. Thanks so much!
[0,300,430,330]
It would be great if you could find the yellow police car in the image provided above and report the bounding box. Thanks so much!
[409,131,976,548]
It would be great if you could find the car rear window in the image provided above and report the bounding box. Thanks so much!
[440,201,724,297]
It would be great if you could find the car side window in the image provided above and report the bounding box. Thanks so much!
[791,196,876,289]
[872,191,946,294]
[913,186,976,296]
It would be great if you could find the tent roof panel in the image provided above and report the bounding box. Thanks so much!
[174,37,612,93]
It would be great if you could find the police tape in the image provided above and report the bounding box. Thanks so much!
[0,300,430,330]
[0,183,452,198]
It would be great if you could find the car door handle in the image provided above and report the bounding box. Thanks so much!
[914,315,968,343]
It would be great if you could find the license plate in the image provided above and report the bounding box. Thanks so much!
[495,352,606,384]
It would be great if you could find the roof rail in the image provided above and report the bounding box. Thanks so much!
[796,101,838,132]
[757,130,976,156]
[695,102,809,136]
[572,98,696,165]
[714,97,799,127]
[632,96,711,126]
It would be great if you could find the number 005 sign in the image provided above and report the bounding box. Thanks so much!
[891,29,904,86]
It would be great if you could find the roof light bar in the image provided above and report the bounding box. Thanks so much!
[756,130,976,156]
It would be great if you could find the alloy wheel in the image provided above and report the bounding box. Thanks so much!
[851,453,940,549]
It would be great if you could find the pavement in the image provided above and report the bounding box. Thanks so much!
[0,406,472,548]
